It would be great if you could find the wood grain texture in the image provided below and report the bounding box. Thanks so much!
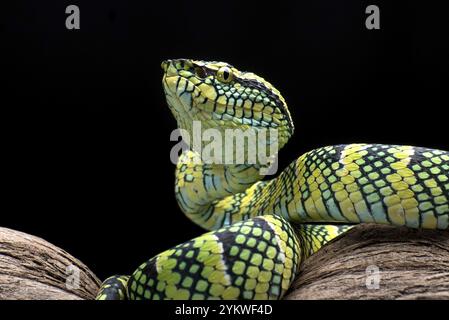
[286,224,449,300]
[0,227,101,300]
[1,224,448,300]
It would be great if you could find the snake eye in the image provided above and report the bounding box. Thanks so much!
[195,67,207,79]
[217,66,233,83]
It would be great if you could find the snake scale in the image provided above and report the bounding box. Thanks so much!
[96,59,449,300]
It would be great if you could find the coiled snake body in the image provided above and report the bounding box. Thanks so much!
[97,59,449,300]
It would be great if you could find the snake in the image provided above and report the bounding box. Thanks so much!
[96,59,449,300]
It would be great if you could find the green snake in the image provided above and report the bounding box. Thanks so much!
[96,59,449,300]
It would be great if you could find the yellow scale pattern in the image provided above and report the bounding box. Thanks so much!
[97,59,449,300]
[262,144,449,229]
[96,275,129,300]
[124,216,300,300]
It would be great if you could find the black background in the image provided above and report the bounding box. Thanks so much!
[1,0,447,281]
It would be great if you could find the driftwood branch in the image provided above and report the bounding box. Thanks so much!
[1,224,448,300]
[286,224,449,300]
[0,227,100,300]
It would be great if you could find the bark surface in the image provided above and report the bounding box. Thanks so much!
[0,227,100,300]
[1,224,448,300]
[286,224,449,299]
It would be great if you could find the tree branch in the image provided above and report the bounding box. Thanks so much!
[1,224,448,300]
[285,224,449,299]
[0,227,100,300]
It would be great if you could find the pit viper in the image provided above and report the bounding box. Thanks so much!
[96,59,449,300]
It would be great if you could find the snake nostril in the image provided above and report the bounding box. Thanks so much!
[195,66,207,79]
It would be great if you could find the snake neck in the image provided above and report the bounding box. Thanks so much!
[175,150,274,230]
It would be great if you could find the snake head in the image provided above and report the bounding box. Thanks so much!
[162,59,294,165]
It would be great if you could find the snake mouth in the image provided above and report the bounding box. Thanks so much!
[161,59,213,117]
[162,74,201,111]
[161,59,180,78]
[161,65,207,134]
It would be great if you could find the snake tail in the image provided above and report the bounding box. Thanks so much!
[96,275,129,300]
